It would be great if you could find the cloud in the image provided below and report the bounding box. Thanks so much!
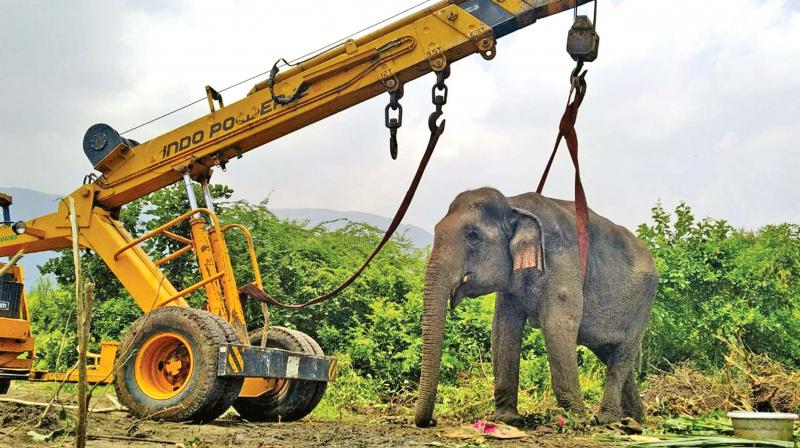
[1,0,798,233]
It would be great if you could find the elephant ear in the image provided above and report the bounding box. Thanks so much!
[509,208,546,273]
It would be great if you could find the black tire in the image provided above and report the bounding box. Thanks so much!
[290,330,328,418]
[233,327,327,422]
[202,313,247,420]
[114,307,244,423]
[0,380,9,395]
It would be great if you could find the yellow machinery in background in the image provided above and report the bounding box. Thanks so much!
[0,0,594,422]
[0,195,34,394]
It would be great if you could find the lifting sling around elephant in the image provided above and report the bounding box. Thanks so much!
[414,187,659,427]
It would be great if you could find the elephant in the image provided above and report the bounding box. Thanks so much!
[414,187,659,428]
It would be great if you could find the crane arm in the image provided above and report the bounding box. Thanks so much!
[88,0,590,209]
[0,0,588,260]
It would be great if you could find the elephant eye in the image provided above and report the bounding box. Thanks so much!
[464,228,480,242]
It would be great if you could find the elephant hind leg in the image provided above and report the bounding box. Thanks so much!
[595,341,641,424]
[621,371,645,423]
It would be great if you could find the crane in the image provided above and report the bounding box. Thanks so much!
[0,0,596,423]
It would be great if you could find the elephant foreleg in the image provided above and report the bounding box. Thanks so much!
[491,292,526,425]
[541,287,586,414]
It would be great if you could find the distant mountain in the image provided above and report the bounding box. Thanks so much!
[0,187,62,288]
[271,208,433,248]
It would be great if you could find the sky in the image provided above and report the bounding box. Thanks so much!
[1,0,798,233]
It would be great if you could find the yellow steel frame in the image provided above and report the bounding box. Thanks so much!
[28,342,119,384]
[110,207,249,341]
[0,0,588,385]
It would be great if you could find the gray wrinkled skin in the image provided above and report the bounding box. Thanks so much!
[415,188,658,428]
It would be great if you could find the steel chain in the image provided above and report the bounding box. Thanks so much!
[385,86,405,160]
[428,67,451,132]
[384,66,451,159]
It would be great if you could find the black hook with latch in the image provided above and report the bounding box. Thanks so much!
[385,85,404,160]
[428,66,451,132]
[383,66,451,160]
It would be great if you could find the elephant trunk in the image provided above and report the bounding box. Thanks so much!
[415,248,450,428]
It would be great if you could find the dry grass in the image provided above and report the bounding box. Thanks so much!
[643,339,800,416]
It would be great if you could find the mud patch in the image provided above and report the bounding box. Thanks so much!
[0,393,612,448]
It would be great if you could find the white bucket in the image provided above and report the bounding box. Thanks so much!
[727,411,798,442]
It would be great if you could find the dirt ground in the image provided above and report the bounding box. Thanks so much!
[0,383,614,448]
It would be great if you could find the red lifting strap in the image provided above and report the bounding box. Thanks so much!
[536,66,590,278]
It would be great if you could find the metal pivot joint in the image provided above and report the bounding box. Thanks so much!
[385,85,405,160]
[429,66,451,132]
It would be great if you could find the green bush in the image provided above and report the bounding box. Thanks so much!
[27,277,78,371]
[638,202,800,371]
